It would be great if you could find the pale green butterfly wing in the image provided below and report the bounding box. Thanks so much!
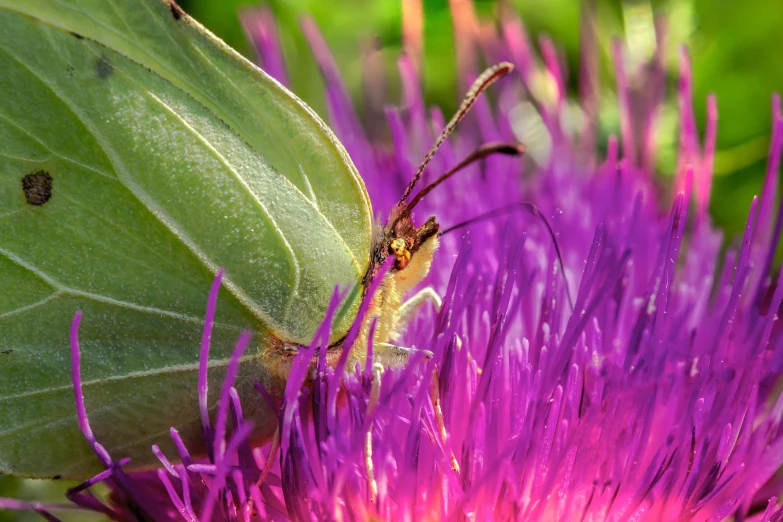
[0,0,372,478]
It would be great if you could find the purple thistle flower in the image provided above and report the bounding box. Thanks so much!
[4,3,783,521]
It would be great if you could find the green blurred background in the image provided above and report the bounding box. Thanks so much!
[2,0,782,519]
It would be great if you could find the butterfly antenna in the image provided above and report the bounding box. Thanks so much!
[440,202,575,310]
[397,62,514,207]
[406,142,525,212]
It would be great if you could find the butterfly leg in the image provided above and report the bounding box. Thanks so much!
[372,342,433,367]
[429,368,460,472]
[258,424,280,487]
[373,341,460,474]
[365,363,384,503]
[396,286,442,333]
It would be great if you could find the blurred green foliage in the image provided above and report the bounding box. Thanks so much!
[2,0,783,519]
[0,476,103,522]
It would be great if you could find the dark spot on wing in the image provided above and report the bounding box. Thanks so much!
[21,171,53,206]
[52,474,61,480]
[0,350,11,355]
[95,55,112,79]
[168,0,184,20]
[70,32,84,40]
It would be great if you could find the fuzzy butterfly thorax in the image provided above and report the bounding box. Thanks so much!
[259,207,440,378]
[359,207,441,329]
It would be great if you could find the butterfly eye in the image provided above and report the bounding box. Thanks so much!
[389,238,411,269]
